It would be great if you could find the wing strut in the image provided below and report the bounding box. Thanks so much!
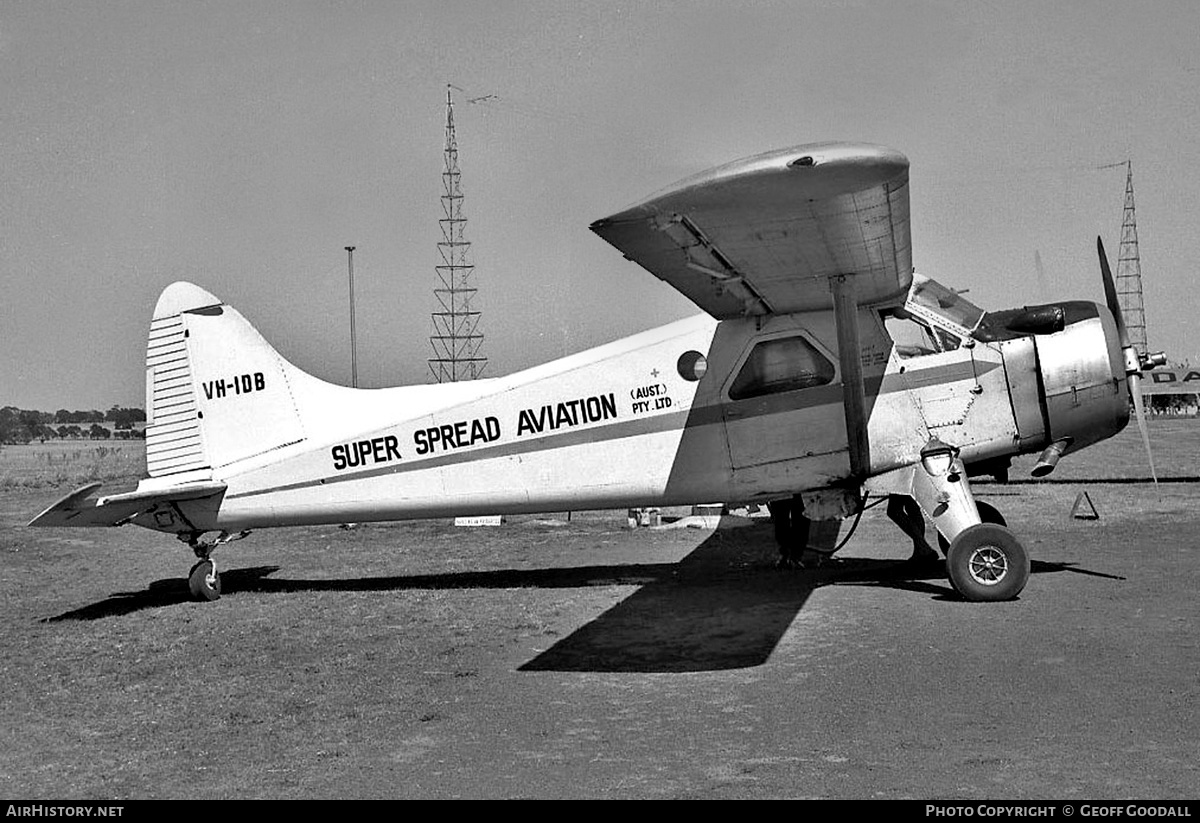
[830,274,870,477]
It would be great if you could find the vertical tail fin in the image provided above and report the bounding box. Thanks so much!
[145,283,306,480]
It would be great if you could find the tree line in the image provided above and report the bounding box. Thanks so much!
[0,406,147,444]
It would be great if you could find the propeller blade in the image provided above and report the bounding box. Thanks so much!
[1129,372,1158,485]
[1097,236,1131,349]
[1099,236,1157,483]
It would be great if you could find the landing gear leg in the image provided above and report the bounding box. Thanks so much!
[768,495,811,568]
[886,494,939,564]
[178,529,250,602]
[936,500,1007,555]
[907,453,1030,602]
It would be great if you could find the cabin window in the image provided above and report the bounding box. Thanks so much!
[885,312,962,359]
[728,336,835,400]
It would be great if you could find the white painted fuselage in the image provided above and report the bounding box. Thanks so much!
[125,277,1123,535]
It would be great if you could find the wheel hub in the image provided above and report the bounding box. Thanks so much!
[967,545,1009,586]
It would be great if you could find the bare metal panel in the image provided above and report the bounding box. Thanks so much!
[997,337,1047,449]
[1034,316,1129,452]
[591,142,912,318]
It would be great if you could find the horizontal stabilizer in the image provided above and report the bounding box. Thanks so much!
[28,481,227,529]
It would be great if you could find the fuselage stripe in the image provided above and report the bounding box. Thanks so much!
[224,359,999,500]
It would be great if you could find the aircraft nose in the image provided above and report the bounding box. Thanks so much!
[1033,303,1130,456]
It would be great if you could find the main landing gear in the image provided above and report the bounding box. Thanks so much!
[864,441,1032,602]
[178,529,250,601]
[944,523,1030,602]
[905,444,1030,601]
[930,497,1029,600]
[771,485,1031,600]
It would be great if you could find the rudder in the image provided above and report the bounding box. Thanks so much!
[145,282,306,479]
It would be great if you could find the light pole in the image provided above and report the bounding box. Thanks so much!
[345,245,357,388]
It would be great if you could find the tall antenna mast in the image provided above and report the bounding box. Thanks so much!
[345,245,357,388]
[429,84,486,382]
[1115,160,1148,354]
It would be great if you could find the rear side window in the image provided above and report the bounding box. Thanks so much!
[729,336,835,400]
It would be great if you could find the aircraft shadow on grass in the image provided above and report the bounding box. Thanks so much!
[45,524,1122,673]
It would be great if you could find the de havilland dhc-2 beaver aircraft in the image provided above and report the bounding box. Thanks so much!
[31,142,1161,603]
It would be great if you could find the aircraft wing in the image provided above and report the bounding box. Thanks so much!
[590,142,912,317]
[28,481,227,528]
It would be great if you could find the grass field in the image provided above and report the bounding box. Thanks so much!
[1008,416,1200,481]
[0,441,145,490]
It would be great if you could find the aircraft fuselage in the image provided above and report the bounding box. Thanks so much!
[143,294,1126,534]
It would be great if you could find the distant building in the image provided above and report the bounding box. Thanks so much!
[1141,364,1200,416]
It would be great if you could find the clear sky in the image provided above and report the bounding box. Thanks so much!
[3,0,1199,410]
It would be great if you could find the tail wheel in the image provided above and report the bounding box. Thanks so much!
[188,559,221,601]
[946,523,1030,602]
[937,500,1006,555]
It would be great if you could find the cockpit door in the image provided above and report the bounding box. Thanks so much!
[721,331,848,472]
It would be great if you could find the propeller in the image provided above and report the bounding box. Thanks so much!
[1097,236,1157,484]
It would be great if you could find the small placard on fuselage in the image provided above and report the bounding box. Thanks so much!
[455,515,506,527]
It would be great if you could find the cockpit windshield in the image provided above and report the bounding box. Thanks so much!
[908,275,985,335]
[883,274,987,359]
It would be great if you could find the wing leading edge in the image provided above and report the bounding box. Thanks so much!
[590,142,912,318]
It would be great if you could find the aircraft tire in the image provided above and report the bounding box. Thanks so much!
[937,500,1007,555]
[188,560,222,601]
[945,523,1029,602]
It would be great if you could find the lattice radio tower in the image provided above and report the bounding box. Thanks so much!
[429,84,486,382]
[1112,160,1149,354]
